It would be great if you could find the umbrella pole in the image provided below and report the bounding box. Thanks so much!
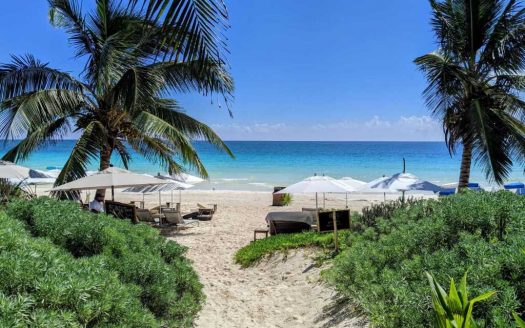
[142,193,145,209]
[111,186,115,201]
[384,192,386,202]
[345,193,348,209]
[323,193,326,208]
[315,193,318,210]
[179,190,182,205]
[402,191,405,203]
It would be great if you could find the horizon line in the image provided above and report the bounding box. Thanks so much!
[16,138,446,143]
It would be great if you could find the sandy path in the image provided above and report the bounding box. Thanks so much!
[163,191,370,328]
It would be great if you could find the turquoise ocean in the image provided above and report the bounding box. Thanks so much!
[1,141,523,191]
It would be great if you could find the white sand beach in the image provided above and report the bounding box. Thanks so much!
[37,187,431,327]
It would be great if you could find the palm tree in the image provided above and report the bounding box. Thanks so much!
[415,0,525,188]
[0,0,233,198]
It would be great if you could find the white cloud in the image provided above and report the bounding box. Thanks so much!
[210,115,443,141]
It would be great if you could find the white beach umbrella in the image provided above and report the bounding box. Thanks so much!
[276,175,354,209]
[338,177,366,208]
[364,172,444,201]
[50,167,170,200]
[0,163,55,194]
[168,173,205,184]
[0,161,37,179]
[338,177,366,190]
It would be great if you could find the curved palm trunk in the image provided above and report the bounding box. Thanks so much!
[96,146,113,200]
[458,140,473,190]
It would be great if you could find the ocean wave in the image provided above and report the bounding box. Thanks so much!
[248,182,271,187]
[220,178,249,181]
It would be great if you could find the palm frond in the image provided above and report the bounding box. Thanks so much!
[147,99,233,157]
[0,55,85,100]
[131,110,209,176]
[0,89,90,139]
[54,121,105,187]
[48,0,96,58]
[2,117,70,163]
[150,59,233,109]
[127,132,185,174]
[129,0,229,64]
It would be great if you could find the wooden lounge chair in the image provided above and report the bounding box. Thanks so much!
[268,220,311,235]
[136,208,158,225]
[163,209,199,227]
[194,203,217,221]
[197,203,217,212]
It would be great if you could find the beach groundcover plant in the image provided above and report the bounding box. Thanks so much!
[0,0,234,197]
[415,0,525,188]
[329,191,525,327]
[2,197,203,327]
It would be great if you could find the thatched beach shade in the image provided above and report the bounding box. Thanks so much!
[123,178,193,209]
[362,172,444,201]
[50,167,170,201]
[338,177,366,208]
[156,173,204,205]
[276,175,355,209]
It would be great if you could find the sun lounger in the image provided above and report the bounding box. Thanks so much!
[190,203,217,221]
[163,209,199,227]
[266,211,315,235]
[136,208,158,225]
[438,188,456,197]
[197,203,217,213]
[467,183,481,191]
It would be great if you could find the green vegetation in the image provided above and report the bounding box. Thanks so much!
[1,197,203,327]
[234,230,351,268]
[281,193,293,206]
[427,272,495,327]
[0,0,233,199]
[330,191,525,327]
[236,192,525,327]
[415,0,525,188]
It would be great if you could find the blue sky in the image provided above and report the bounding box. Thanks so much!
[0,1,440,141]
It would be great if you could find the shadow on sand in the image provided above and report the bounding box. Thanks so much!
[314,293,368,328]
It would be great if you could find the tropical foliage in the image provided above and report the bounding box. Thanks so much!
[329,191,525,327]
[415,0,525,188]
[2,197,203,327]
[0,0,234,196]
[427,272,495,327]
[128,0,229,66]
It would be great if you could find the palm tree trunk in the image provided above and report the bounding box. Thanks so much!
[96,146,113,199]
[458,140,473,190]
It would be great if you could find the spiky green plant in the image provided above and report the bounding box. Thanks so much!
[281,193,293,206]
[426,272,495,328]
[514,312,525,327]
[0,0,234,198]
[415,0,525,189]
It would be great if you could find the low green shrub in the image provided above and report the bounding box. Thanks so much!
[353,196,428,233]
[329,191,525,327]
[4,197,203,327]
[0,213,158,327]
[234,230,353,267]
